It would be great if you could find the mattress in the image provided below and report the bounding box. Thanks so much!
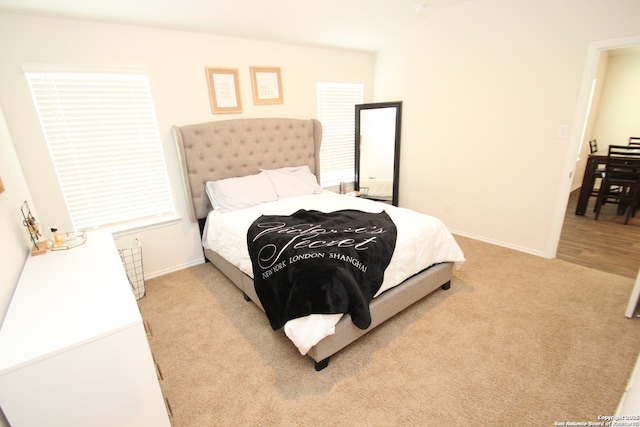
[202,191,465,354]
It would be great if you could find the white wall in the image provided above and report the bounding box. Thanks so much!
[591,49,640,148]
[374,0,640,257]
[0,106,36,322]
[0,14,375,282]
[360,108,396,178]
[571,50,610,190]
[0,100,33,427]
[2,1,639,285]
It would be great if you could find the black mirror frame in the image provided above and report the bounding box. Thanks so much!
[355,101,402,206]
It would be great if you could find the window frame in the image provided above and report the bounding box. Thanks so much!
[316,82,364,188]
[25,68,178,233]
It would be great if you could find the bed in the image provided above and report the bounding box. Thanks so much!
[172,117,464,370]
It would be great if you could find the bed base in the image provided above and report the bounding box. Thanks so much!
[204,248,453,371]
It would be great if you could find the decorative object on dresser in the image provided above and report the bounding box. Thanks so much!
[47,230,87,250]
[20,201,46,256]
[0,230,170,426]
[172,117,464,371]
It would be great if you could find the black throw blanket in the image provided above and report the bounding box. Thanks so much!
[247,209,397,331]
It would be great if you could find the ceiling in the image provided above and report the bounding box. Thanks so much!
[0,0,468,52]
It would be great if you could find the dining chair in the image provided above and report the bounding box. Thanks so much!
[629,136,640,147]
[594,145,640,224]
[587,139,606,205]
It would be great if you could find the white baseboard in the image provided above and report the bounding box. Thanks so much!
[144,258,205,280]
[450,229,547,259]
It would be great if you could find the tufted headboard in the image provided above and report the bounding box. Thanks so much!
[172,117,323,222]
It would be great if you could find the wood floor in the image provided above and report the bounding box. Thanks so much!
[557,189,640,279]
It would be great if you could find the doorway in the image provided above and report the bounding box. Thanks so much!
[554,35,640,279]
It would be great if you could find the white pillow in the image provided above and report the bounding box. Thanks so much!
[261,165,322,199]
[205,171,278,212]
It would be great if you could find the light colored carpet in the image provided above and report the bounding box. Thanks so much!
[138,236,640,426]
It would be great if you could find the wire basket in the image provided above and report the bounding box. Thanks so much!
[117,237,145,300]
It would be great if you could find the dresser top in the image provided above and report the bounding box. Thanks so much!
[0,230,141,373]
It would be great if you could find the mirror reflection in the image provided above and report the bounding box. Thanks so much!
[355,101,402,206]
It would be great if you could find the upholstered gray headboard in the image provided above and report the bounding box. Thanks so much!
[172,117,322,221]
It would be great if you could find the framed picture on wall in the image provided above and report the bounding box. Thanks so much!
[205,67,242,113]
[250,66,283,105]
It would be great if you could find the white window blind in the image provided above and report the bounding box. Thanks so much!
[26,71,176,231]
[317,82,363,187]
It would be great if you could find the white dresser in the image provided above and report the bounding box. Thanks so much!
[0,231,170,427]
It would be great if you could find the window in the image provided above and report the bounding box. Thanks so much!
[316,82,364,187]
[25,70,176,231]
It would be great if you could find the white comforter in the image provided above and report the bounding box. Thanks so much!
[202,191,465,354]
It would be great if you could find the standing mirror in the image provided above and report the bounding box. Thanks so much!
[355,101,402,206]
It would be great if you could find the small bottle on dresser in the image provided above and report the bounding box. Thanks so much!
[51,228,63,246]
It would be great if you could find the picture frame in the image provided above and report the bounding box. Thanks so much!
[205,67,242,114]
[250,66,283,105]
